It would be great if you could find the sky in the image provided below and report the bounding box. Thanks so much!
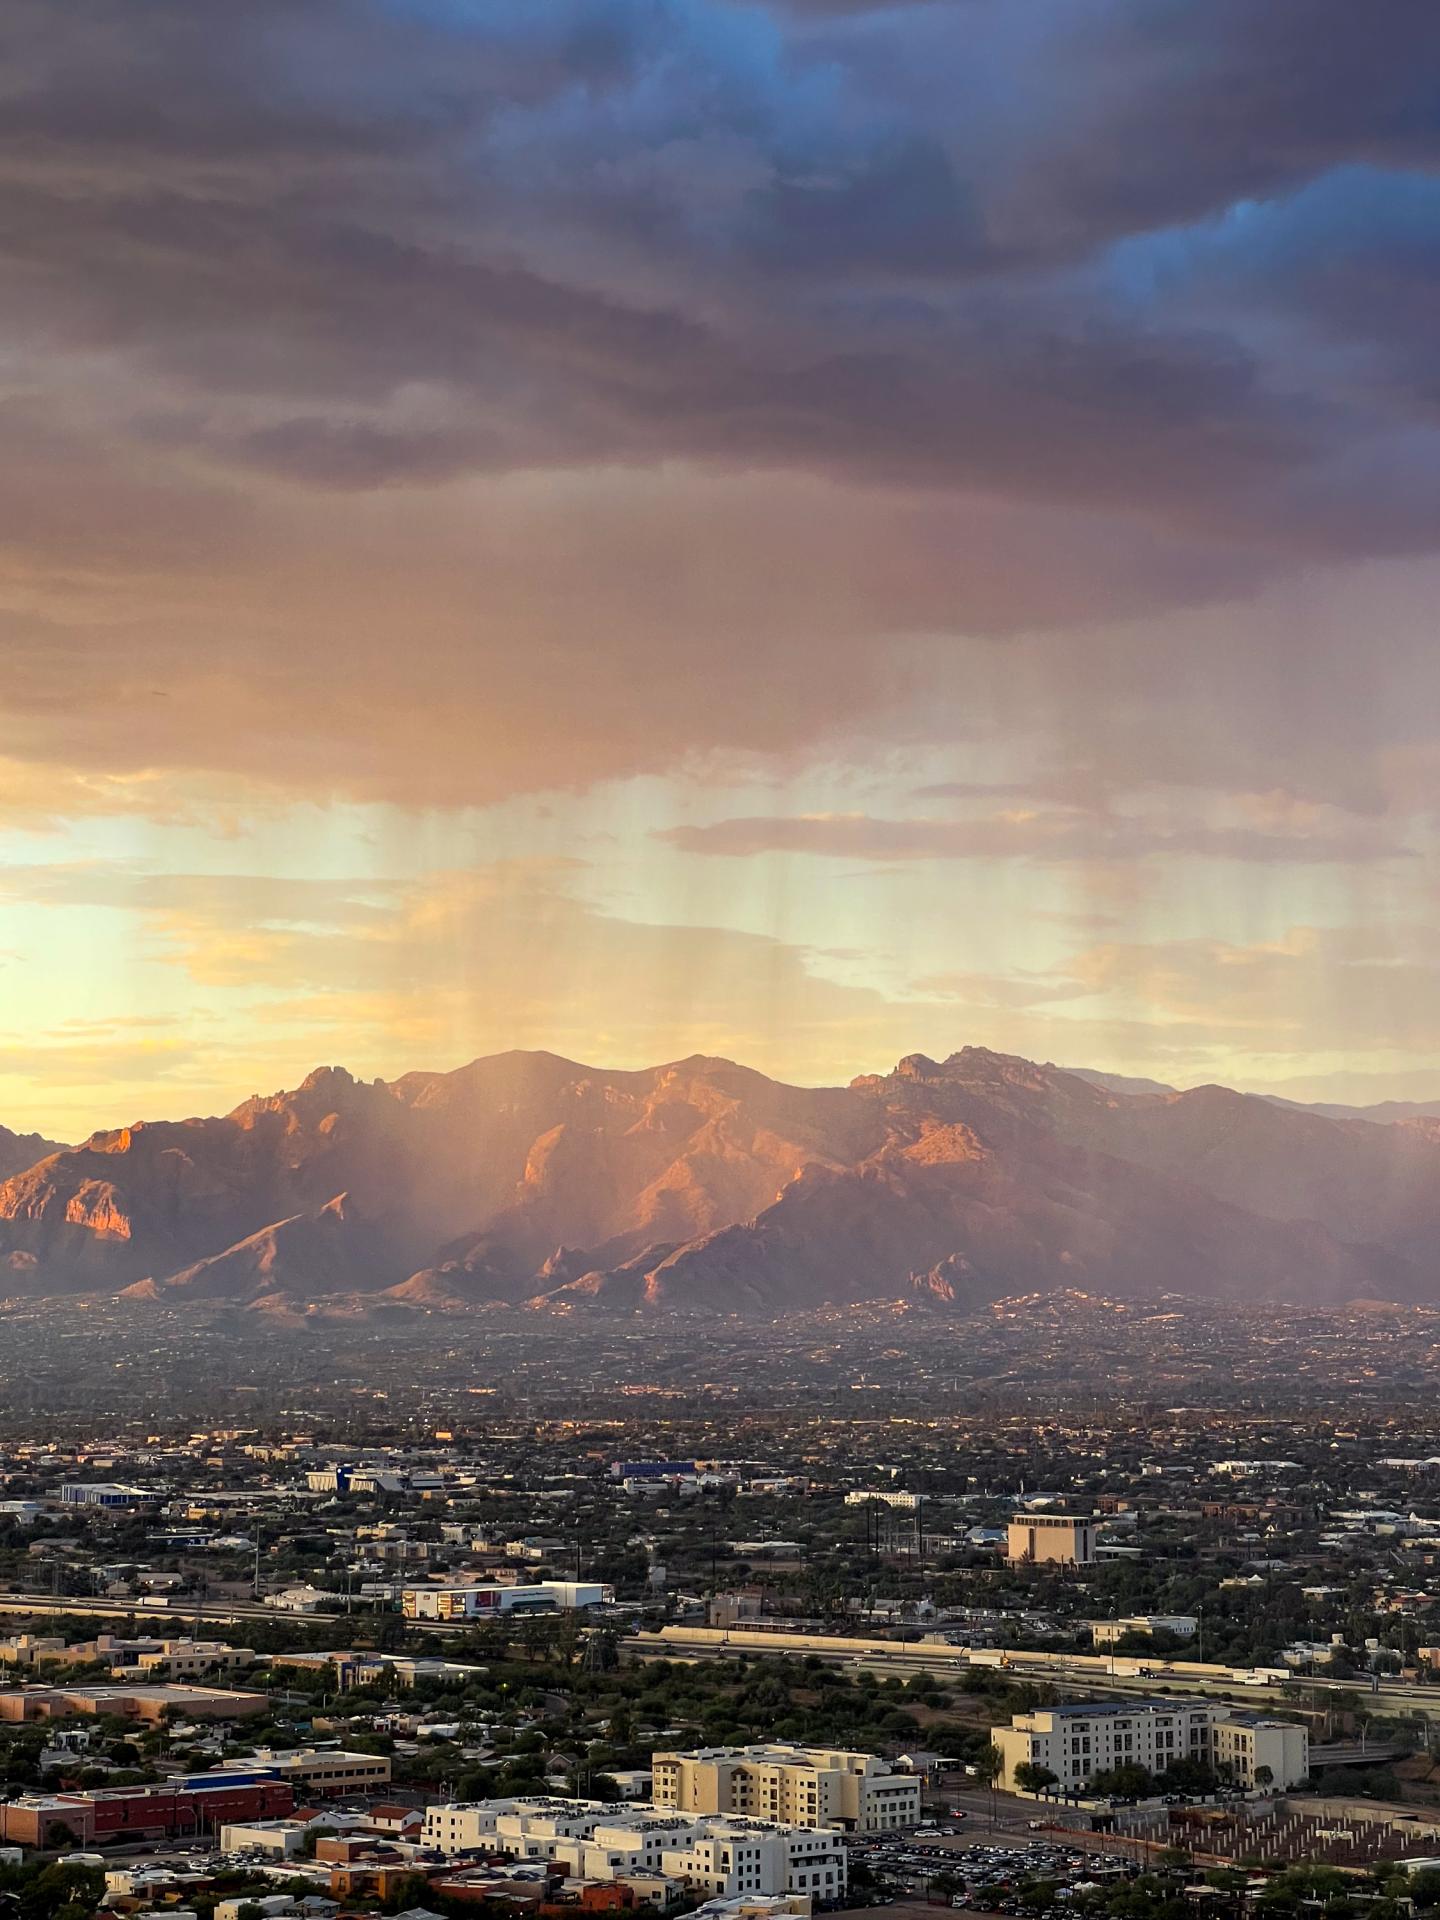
[5,0,1440,1138]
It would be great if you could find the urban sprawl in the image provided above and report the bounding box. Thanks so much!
[7,1328,1440,1920]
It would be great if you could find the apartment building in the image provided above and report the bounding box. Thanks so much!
[651,1744,920,1833]
[422,1797,846,1902]
[994,1700,1308,1793]
[1006,1514,1097,1566]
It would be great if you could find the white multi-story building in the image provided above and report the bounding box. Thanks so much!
[651,1744,919,1834]
[421,1798,846,1902]
[994,1700,1308,1793]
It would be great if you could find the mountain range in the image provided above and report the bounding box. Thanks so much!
[5,1047,1440,1317]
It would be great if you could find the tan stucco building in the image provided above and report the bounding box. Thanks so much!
[651,1744,920,1833]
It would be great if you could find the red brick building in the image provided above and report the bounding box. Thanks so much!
[0,1778,293,1847]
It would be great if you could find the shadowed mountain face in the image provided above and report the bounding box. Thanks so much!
[0,1125,66,1183]
[2,1047,1439,1314]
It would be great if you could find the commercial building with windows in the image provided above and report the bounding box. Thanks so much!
[651,1744,920,1833]
[0,1778,293,1847]
[1006,1514,1097,1566]
[212,1747,393,1796]
[994,1700,1308,1793]
[422,1797,845,1903]
[1208,1713,1309,1790]
[1090,1615,1197,1647]
[57,1483,164,1509]
[0,1682,266,1724]
[400,1580,611,1620]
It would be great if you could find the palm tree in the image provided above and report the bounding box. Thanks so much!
[975,1741,1004,1828]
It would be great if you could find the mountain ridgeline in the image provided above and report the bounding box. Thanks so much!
[4,1048,1440,1317]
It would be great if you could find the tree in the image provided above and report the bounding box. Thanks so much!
[1254,1764,1274,1791]
[1088,1763,1154,1800]
[1019,1879,1060,1911]
[1157,1756,1215,1796]
[1013,1762,1059,1794]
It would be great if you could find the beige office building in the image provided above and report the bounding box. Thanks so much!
[1006,1514,1097,1566]
[216,1747,392,1794]
[651,1745,920,1834]
[1208,1714,1308,1790]
[1090,1616,1196,1647]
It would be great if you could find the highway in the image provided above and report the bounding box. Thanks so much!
[0,1589,463,1636]
[622,1629,1440,1723]
[4,1592,1436,1725]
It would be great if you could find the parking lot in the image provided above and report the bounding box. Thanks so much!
[846,1832,1143,1918]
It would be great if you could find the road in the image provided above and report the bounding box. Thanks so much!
[623,1631,1440,1723]
[5,1594,1437,1725]
[0,1589,465,1634]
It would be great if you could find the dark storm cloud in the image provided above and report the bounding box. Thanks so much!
[3,0,1440,827]
[1020,0,1440,242]
[1,0,1437,564]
